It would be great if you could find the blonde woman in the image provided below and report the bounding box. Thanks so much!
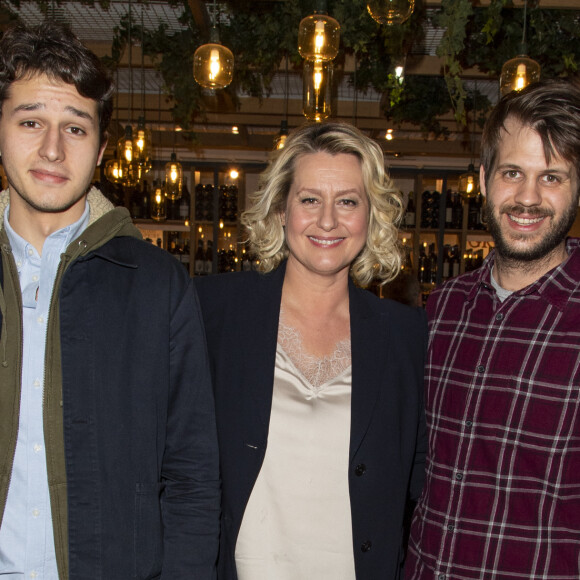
[195,122,427,580]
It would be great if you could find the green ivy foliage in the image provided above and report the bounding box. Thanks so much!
[6,0,579,136]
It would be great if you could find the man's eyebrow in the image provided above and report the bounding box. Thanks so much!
[11,102,95,122]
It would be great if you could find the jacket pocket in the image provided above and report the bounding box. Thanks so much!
[134,482,164,579]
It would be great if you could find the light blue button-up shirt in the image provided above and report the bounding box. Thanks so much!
[0,204,89,579]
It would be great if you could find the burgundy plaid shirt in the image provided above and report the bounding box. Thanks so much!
[406,238,580,580]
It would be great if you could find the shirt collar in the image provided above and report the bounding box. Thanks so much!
[3,202,90,265]
[466,238,580,312]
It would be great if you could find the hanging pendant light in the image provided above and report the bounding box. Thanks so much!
[274,120,289,150]
[116,125,138,187]
[298,0,340,62]
[165,152,183,201]
[133,116,152,176]
[104,152,124,184]
[367,0,415,26]
[193,0,234,90]
[303,59,333,122]
[151,180,167,221]
[458,163,479,199]
[500,0,540,96]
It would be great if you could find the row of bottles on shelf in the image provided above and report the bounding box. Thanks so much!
[194,240,260,276]
[98,177,191,222]
[404,190,487,231]
[404,241,486,285]
[194,184,239,222]
[143,235,191,270]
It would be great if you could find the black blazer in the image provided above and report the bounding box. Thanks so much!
[195,263,427,580]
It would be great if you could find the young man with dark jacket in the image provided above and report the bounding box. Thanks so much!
[0,22,220,579]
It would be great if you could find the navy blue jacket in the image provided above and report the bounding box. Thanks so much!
[195,263,427,580]
[0,203,220,579]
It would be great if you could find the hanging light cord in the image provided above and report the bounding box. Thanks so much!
[522,0,528,46]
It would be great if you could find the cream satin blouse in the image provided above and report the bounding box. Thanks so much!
[235,333,356,580]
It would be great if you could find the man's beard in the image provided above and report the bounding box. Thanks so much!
[485,198,578,263]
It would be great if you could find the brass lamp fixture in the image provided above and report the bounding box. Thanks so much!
[500,0,540,96]
[193,0,234,90]
[367,0,415,26]
[303,59,333,122]
[298,0,340,62]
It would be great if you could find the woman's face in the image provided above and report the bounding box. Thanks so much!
[282,151,369,280]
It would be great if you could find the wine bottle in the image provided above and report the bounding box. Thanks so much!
[194,239,205,276]
[405,192,416,229]
[204,239,214,275]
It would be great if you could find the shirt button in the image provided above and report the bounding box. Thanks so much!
[477,365,485,373]
[495,313,504,321]
[32,508,40,518]
[355,464,366,477]
[360,540,372,552]
[465,419,473,428]
[33,443,42,453]
[447,524,455,532]
[438,575,446,580]
[33,379,41,388]
[27,248,34,256]
[32,275,39,282]
[37,316,44,325]
[455,472,464,481]
[30,571,38,579]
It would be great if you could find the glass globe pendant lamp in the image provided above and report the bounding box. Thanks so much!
[193,26,234,90]
[303,59,333,122]
[500,50,541,96]
[298,0,340,62]
[274,120,289,150]
[499,0,540,97]
[164,152,183,201]
[132,116,153,177]
[367,0,415,26]
[151,181,167,221]
[458,163,479,199]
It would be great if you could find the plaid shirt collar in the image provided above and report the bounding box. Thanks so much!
[466,237,580,312]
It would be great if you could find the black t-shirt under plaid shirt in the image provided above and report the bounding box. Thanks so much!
[406,238,580,580]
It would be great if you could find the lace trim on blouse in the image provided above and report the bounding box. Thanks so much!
[277,316,351,391]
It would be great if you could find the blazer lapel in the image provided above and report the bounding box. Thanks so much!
[349,282,389,461]
[243,264,286,434]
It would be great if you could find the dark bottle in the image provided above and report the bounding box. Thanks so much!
[452,246,461,278]
[204,239,214,275]
[417,242,430,284]
[179,178,190,222]
[420,191,432,228]
[181,240,190,272]
[405,192,416,229]
[141,180,150,220]
[444,190,454,228]
[442,244,451,280]
[430,191,440,229]
[467,195,479,230]
[194,239,205,276]
[195,184,204,221]
[428,243,438,284]
[452,192,463,229]
[129,184,142,219]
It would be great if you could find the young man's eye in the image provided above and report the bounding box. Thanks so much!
[67,126,86,135]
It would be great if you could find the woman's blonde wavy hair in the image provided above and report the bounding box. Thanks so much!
[241,122,404,287]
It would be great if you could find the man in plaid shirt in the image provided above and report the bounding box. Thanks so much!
[406,79,580,580]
